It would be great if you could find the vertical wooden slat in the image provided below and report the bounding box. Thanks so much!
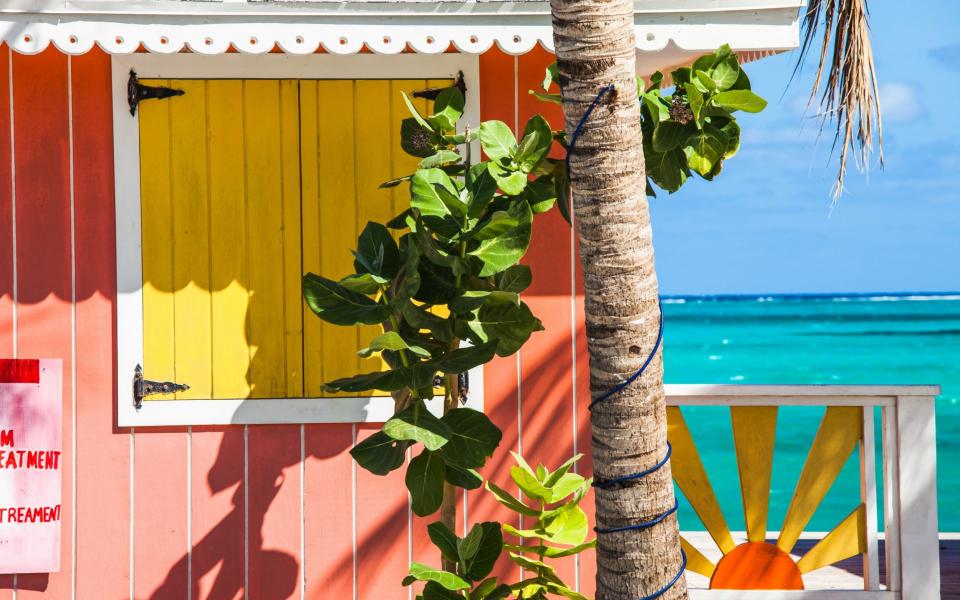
[190,428,245,600]
[730,406,778,543]
[247,425,302,600]
[895,396,940,600]
[470,48,523,586]
[279,80,304,398]
[354,426,409,600]
[860,406,880,589]
[139,79,176,390]
[169,79,212,400]
[515,47,579,587]
[207,79,251,400]
[882,404,902,591]
[72,48,131,600]
[299,79,323,396]
[353,80,393,379]
[245,79,289,399]
[304,424,354,599]
[11,47,74,600]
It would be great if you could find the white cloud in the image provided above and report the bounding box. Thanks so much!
[879,82,924,122]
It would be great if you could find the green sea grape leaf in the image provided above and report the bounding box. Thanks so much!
[303,273,391,326]
[516,115,553,172]
[510,465,551,500]
[711,90,767,112]
[440,408,503,469]
[652,120,694,152]
[469,200,532,277]
[406,562,471,590]
[496,264,532,293]
[411,168,465,219]
[402,91,434,132]
[384,401,451,450]
[543,505,589,545]
[485,480,539,517]
[430,87,465,132]
[547,472,586,502]
[445,464,483,490]
[349,431,408,476]
[406,449,447,516]
[711,57,740,91]
[427,522,461,564]
[433,342,499,375]
[358,331,431,358]
[478,120,517,161]
[458,522,503,581]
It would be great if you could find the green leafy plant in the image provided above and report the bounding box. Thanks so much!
[487,453,595,600]
[302,81,559,586]
[536,44,767,200]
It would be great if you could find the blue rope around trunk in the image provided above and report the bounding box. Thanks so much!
[567,82,685,600]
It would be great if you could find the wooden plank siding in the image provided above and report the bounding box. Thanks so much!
[0,44,596,599]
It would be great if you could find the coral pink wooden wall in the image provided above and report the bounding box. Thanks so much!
[0,45,593,600]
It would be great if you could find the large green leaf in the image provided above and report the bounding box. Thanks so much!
[469,200,532,277]
[685,84,704,124]
[485,480,539,517]
[510,465,551,500]
[683,127,727,176]
[350,431,408,476]
[420,150,461,169]
[522,175,557,214]
[411,168,465,219]
[427,522,460,564]
[486,160,527,196]
[543,505,589,545]
[542,453,582,487]
[516,115,553,172]
[470,209,519,242]
[405,562,471,591]
[652,120,694,152]
[496,264,532,293]
[303,274,391,326]
[358,331,431,358]
[401,302,453,343]
[719,119,741,158]
[430,87,464,132]
[433,342,498,374]
[458,522,503,581]
[467,162,498,217]
[474,579,512,600]
[384,401,451,451]
[440,408,503,469]
[401,91,434,132]
[337,272,384,295]
[547,472,586,502]
[472,299,543,356]
[445,464,483,490]
[507,554,563,585]
[647,148,688,193]
[478,120,517,161]
[711,57,740,91]
[406,449,447,516]
[711,89,767,112]
[420,582,462,600]
[323,368,410,393]
[449,290,519,313]
[400,117,438,158]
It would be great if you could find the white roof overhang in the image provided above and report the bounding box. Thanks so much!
[0,0,801,74]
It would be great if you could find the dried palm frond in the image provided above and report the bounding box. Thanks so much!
[796,0,883,199]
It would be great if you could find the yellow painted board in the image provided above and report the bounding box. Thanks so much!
[354,80,396,377]
[797,504,866,574]
[244,80,290,399]
[667,406,736,555]
[168,79,212,400]
[312,80,361,396]
[139,80,177,393]
[279,80,304,398]
[731,406,778,542]
[777,406,863,553]
[680,536,716,578]
[207,80,252,400]
[299,80,324,397]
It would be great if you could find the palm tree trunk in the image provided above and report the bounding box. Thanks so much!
[548,1,687,598]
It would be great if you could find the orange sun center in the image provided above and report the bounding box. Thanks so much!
[710,542,804,590]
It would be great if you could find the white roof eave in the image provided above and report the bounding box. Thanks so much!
[0,0,802,72]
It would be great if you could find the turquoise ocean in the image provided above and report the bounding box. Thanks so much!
[662,294,960,533]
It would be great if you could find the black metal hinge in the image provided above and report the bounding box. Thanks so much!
[133,364,190,409]
[128,69,185,117]
[413,71,466,102]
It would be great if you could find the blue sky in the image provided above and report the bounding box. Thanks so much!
[650,1,960,296]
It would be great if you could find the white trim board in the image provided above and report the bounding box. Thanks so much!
[112,52,483,427]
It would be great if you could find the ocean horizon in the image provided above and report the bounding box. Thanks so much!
[660,292,959,532]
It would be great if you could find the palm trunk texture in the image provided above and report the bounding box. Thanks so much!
[549,1,688,598]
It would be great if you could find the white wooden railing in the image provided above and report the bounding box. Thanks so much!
[663,385,941,600]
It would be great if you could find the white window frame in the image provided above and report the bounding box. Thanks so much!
[113,52,483,427]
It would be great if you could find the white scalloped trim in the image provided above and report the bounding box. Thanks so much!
[1,4,799,57]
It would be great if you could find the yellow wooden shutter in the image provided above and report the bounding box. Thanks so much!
[138,78,443,401]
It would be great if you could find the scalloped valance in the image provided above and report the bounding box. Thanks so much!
[1,0,800,72]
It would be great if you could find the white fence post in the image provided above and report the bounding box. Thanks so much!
[895,396,940,600]
[881,404,902,592]
[860,406,880,590]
